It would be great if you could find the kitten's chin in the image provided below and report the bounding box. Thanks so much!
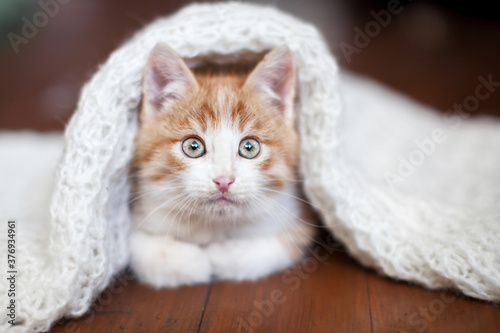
[207,195,236,206]
[205,193,239,213]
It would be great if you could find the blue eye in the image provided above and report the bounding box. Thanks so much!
[182,137,205,158]
[239,138,260,159]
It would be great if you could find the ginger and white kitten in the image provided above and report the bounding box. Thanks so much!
[129,43,316,288]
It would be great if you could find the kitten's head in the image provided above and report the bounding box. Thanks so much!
[134,43,299,218]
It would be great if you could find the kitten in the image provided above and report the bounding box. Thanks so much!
[129,43,316,288]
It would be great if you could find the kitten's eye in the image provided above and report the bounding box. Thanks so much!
[239,138,261,159]
[182,137,205,158]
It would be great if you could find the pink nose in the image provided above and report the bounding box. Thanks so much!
[213,176,235,193]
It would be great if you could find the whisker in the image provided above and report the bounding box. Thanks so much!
[260,188,346,229]
[256,194,329,250]
[262,194,326,229]
[173,195,197,239]
[250,196,307,258]
[128,186,189,204]
[163,194,193,235]
[186,197,200,242]
[261,175,305,184]
[260,187,326,213]
[134,192,187,229]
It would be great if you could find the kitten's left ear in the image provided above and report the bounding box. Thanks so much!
[243,46,296,124]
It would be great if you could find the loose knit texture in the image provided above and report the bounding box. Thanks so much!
[1,2,500,332]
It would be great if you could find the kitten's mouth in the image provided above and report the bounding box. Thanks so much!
[208,194,236,205]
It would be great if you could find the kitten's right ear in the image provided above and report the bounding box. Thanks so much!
[142,43,198,117]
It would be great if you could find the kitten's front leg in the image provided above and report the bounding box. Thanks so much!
[206,224,315,281]
[129,229,211,288]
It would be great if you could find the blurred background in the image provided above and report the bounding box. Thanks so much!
[1,0,499,131]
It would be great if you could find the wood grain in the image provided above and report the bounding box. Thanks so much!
[51,271,211,333]
[367,273,500,333]
[198,236,372,333]
[50,244,500,332]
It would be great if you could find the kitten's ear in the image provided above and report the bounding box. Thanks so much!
[142,43,198,117]
[243,46,296,124]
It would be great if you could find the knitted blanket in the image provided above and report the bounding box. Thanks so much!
[1,2,499,332]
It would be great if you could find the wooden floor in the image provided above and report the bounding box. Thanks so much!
[1,0,500,332]
[50,232,500,332]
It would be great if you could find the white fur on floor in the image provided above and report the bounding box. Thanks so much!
[1,2,499,332]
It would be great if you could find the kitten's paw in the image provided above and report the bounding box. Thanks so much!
[206,237,294,281]
[129,230,211,288]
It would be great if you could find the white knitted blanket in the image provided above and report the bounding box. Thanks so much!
[1,2,499,332]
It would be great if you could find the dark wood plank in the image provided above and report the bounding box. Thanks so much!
[50,272,211,333]
[368,273,500,333]
[198,236,372,333]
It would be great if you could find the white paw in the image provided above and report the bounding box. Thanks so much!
[206,237,294,281]
[129,230,211,288]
